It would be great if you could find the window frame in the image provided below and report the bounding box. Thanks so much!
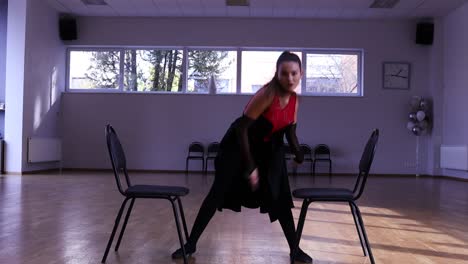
[121,47,186,93]
[239,48,303,95]
[302,49,364,97]
[185,47,238,95]
[67,47,124,92]
[66,46,364,97]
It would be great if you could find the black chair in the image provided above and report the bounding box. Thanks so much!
[291,129,379,264]
[102,125,190,264]
[283,144,297,176]
[185,141,205,173]
[204,142,219,174]
[312,144,332,177]
[300,144,314,176]
[285,144,313,176]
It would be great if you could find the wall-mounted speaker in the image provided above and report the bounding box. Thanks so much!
[416,22,433,45]
[59,17,77,41]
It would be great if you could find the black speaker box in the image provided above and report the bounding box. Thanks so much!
[59,17,77,41]
[416,22,433,45]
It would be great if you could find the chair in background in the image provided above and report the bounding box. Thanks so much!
[291,129,380,264]
[300,144,314,176]
[312,144,332,178]
[102,125,190,264]
[283,144,297,176]
[285,143,314,176]
[204,142,220,174]
[185,141,205,173]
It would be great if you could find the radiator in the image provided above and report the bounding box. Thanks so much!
[27,137,62,163]
[440,145,468,171]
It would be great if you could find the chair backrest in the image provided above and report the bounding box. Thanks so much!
[106,125,132,195]
[352,129,379,200]
[188,142,205,157]
[300,144,312,158]
[207,142,220,155]
[314,144,331,159]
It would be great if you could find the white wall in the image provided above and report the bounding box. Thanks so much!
[4,0,65,173]
[21,0,66,172]
[4,0,27,173]
[426,18,445,177]
[62,17,432,175]
[0,0,7,136]
[441,2,468,180]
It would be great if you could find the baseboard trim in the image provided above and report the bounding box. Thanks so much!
[2,171,23,175]
[431,174,468,182]
[12,168,61,175]
[4,168,468,182]
[61,168,201,174]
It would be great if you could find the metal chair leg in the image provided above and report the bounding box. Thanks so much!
[310,161,315,183]
[171,199,188,264]
[312,161,316,177]
[204,158,207,175]
[115,198,135,251]
[206,158,215,174]
[352,202,375,264]
[291,199,310,264]
[349,202,366,256]
[203,158,206,173]
[177,197,190,241]
[101,198,130,263]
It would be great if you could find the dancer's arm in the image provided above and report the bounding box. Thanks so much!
[285,97,303,164]
[235,86,274,181]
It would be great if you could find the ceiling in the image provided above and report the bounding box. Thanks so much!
[47,0,468,19]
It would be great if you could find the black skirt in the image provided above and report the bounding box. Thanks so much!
[212,115,294,222]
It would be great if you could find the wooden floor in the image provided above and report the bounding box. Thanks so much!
[0,172,467,264]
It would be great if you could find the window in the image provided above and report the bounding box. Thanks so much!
[305,52,361,96]
[69,50,120,89]
[187,50,237,94]
[67,48,363,97]
[241,50,302,94]
[124,49,184,92]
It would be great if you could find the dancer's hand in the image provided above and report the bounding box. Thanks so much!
[248,168,259,191]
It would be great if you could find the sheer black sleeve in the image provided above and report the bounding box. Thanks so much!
[285,123,304,164]
[235,115,256,178]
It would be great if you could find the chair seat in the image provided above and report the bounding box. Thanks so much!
[126,185,189,197]
[292,188,354,200]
